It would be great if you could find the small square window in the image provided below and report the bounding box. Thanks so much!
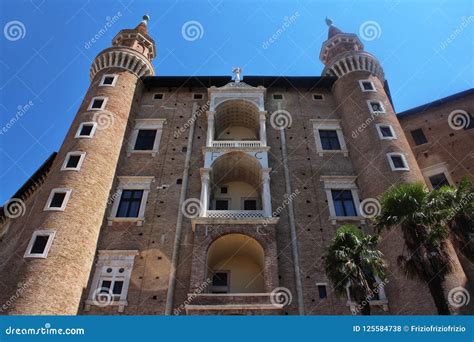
[429,173,450,190]
[44,189,72,211]
[273,94,284,100]
[411,128,428,145]
[387,153,409,171]
[215,200,229,210]
[376,124,396,140]
[193,93,204,100]
[317,284,327,299]
[76,122,97,138]
[154,93,164,100]
[368,101,385,114]
[359,80,376,92]
[61,152,86,171]
[100,74,118,87]
[220,187,228,194]
[313,94,324,101]
[24,230,55,258]
[176,178,183,185]
[134,129,157,151]
[89,97,107,111]
[243,200,257,210]
[211,271,229,293]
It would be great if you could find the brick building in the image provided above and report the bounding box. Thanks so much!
[0,16,472,316]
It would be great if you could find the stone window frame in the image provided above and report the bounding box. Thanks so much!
[311,119,349,157]
[321,176,364,225]
[387,152,409,171]
[43,188,72,212]
[193,93,205,100]
[61,151,86,171]
[358,79,376,92]
[422,163,454,190]
[75,122,98,139]
[312,93,325,101]
[24,230,56,259]
[345,275,388,313]
[367,100,386,114]
[127,119,166,157]
[99,74,118,87]
[85,250,138,313]
[88,96,108,111]
[375,123,397,140]
[108,176,154,226]
[272,93,284,101]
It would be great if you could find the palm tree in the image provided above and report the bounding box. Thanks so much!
[376,182,454,314]
[325,224,386,315]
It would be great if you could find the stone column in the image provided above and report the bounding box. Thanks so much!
[259,111,267,146]
[206,111,215,146]
[261,168,272,217]
[200,168,211,217]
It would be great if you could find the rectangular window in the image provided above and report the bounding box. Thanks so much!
[100,74,118,87]
[243,200,257,210]
[211,271,229,294]
[319,130,341,150]
[24,230,55,258]
[376,124,396,140]
[153,93,164,100]
[76,122,97,138]
[61,152,86,171]
[273,94,284,100]
[410,128,428,145]
[134,129,157,151]
[359,80,376,92]
[44,189,72,211]
[331,190,357,216]
[193,93,204,100]
[313,94,324,101]
[116,190,144,218]
[387,153,409,171]
[429,173,449,190]
[317,284,327,299]
[89,97,107,110]
[368,100,385,114]
[215,200,229,210]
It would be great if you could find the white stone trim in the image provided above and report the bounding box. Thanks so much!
[320,176,364,225]
[61,151,86,171]
[108,176,154,225]
[24,230,56,258]
[99,74,118,87]
[127,119,166,156]
[387,152,409,171]
[311,119,348,157]
[375,124,397,140]
[75,122,98,138]
[358,79,376,92]
[44,188,72,212]
[85,250,139,313]
[367,100,386,114]
[422,163,453,190]
[88,96,108,111]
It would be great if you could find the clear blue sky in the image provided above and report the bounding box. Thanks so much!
[0,0,473,203]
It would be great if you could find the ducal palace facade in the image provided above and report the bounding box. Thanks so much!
[0,16,472,316]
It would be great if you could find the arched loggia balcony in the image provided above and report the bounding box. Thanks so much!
[206,99,267,148]
[200,152,272,219]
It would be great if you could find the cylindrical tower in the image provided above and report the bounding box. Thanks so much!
[320,19,469,314]
[7,16,156,315]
